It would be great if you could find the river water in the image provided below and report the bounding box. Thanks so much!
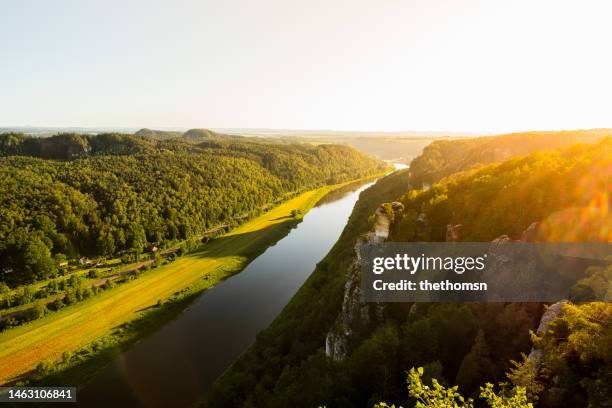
[76,180,377,407]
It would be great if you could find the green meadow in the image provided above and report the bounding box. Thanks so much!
[0,178,373,385]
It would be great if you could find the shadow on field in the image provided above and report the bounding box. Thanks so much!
[269,215,293,221]
[191,218,301,262]
[14,218,303,393]
[13,290,202,391]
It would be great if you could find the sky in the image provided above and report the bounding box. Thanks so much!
[1,0,611,133]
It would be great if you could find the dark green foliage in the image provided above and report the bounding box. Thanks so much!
[0,133,91,160]
[455,330,496,394]
[25,301,46,321]
[0,132,384,285]
[205,137,609,407]
[509,302,612,407]
[203,169,412,408]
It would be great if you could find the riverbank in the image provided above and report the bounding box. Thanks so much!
[75,178,381,407]
[0,174,385,386]
[201,167,412,408]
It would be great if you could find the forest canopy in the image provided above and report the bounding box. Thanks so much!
[395,138,612,242]
[0,132,386,284]
[204,136,611,408]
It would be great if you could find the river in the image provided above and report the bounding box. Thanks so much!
[76,179,378,407]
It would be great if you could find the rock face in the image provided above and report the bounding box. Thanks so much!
[481,223,542,301]
[415,212,429,240]
[325,202,403,361]
[446,224,463,242]
[521,222,539,242]
[527,300,568,372]
[373,202,404,240]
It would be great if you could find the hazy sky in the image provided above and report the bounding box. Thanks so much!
[1,0,611,132]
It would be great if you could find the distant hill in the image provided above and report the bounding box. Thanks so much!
[309,136,443,163]
[0,128,250,160]
[0,132,163,159]
[216,129,476,163]
[409,129,612,187]
[218,128,482,138]
[182,128,227,140]
[0,126,137,137]
[134,128,242,142]
[134,128,182,140]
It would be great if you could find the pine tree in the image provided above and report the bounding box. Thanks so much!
[455,329,496,394]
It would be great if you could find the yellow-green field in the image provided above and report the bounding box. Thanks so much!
[0,183,346,384]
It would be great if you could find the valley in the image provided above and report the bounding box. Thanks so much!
[0,129,609,408]
[0,182,345,384]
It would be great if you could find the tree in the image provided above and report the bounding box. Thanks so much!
[97,230,115,256]
[374,367,532,408]
[35,360,53,376]
[21,236,56,279]
[154,251,162,267]
[509,302,612,406]
[54,253,67,267]
[455,329,496,394]
[480,383,533,408]
[26,300,46,321]
[1,132,386,284]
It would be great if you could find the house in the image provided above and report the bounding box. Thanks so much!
[146,244,159,253]
[58,261,69,269]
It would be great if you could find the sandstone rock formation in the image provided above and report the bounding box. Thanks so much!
[325,202,403,361]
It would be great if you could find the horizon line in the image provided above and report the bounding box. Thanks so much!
[2,125,611,137]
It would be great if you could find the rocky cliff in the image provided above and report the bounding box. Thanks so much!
[325,202,404,360]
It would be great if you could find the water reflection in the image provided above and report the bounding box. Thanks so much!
[76,181,375,408]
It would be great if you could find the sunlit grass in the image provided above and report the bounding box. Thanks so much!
[0,182,353,384]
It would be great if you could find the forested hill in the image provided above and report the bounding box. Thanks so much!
[204,136,610,408]
[0,132,386,284]
[0,129,239,160]
[409,128,611,187]
[395,138,611,242]
[134,128,230,141]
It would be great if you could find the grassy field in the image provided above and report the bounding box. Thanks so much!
[0,180,366,385]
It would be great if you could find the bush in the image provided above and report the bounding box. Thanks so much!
[0,317,19,331]
[25,301,46,321]
[63,290,77,305]
[47,280,58,293]
[67,274,81,288]
[374,367,532,408]
[48,298,64,311]
[36,360,53,376]
[101,279,115,290]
